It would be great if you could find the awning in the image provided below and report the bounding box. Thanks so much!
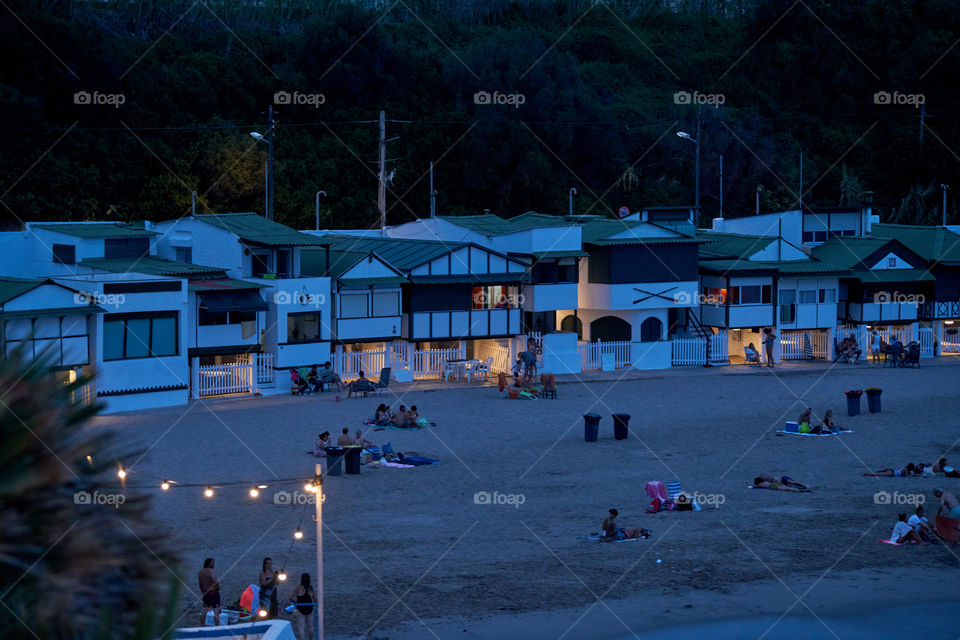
[0,305,105,318]
[856,269,935,283]
[189,278,269,292]
[199,290,268,313]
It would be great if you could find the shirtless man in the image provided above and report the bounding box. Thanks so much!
[934,488,960,519]
[198,558,221,626]
[336,427,354,446]
[600,508,648,541]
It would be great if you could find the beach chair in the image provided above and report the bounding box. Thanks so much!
[541,373,557,399]
[666,481,683,501]
[375,367,391,395]
[744,347,761,367]
[290,369,308,395]
[441,360,458,382]
[349,378,377,397]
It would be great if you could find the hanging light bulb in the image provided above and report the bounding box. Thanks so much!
[304,482,315,493]
[204,486,214,498]
[249,487,260,498]
[277,570,287,582]
[117,467,127,479]
[294,527,304,540]
[257,484,268,489]
[161,480,171,491]
[257,608,268,618]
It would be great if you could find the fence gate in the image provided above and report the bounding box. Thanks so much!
[198,362,253,397]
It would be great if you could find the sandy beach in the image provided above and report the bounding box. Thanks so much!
[97,360,960,638]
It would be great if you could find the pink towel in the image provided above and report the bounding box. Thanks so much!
[645,481,667,502]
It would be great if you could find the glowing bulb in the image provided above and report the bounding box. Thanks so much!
[161,480,170,491]
[257,484,268,489]
[278,571,287,582]
[204,486,214,498]
[294,528,304,540]
[249,488,260,498]
[257,608,268,618]
[117,468,126,479]
[304,483,315,493]
[86,455,93,466]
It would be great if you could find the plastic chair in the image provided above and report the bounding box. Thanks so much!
[541,373,557,399]
[441,360,458,382]
[475,357,493,382]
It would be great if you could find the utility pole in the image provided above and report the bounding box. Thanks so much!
[943,184,950,226]
[798,151,803,212]
[267,104,275,221]
[378,110,386,236]
[430,161,436,218]
[315,191,326,231]
[718,155,723,219]
[569,187,577,217]
[694,105,701,226]
[191,191,197,217]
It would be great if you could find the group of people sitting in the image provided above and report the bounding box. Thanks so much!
[373,403,422,428]
[310,428,374,456]
[291,362,343,394]
[600,508,651,541]
[888,489,959,545]
[836,333,864,364]
[796,407,842,434]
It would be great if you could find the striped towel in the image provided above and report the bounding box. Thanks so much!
[667,481,682,500]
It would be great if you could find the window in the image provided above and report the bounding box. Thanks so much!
[287,312,321,342]
[798,290,817,304]
[103,313,178,360]
[729,285,771,305]
[372,291,400,317]
[340,293,369,318]
[887,257,897,267]
[4,315,89,367]
[701,286,726,305]
[639,317,663,342]
[472,285,519,309]
[557,258,578,283]
[104,238,149,259]
[251,251,271,277]
[277,248,292,278]
[802,231,813,243]
[779,290,796,323]
[819,289,836,303]
[53,244,75,264]
[175,247,192,263]
[198,309,255,326]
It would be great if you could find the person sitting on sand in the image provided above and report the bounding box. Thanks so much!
[600,509,649,541]
[406,405,419,425]
[864,463,919,477]
[932,458,960,478]
[337,427,354,446]
[374,403,392,425]
[811,409,838,434]
[797,408,814,433]
[319,362,343,392]
[753,476,806,491]
[889,513,924,544]
[354,429,374,448]
[601,509,619,538]
[908,506,939,543]
[392,405,409,428]
[934,488,960,518]
[311,432,331,457]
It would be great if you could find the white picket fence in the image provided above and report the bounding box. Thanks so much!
[579,340,632,371]
[198,362,253,396]
[411,347,463,379]
[671,332,729,366]
[780,330,829,360]
[256,353,274,384]
[338,349,387,381]
[475,341,511,374]
[919,327,935,356]
[942,330,960,353]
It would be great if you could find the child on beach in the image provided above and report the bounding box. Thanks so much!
[889,513,924,544]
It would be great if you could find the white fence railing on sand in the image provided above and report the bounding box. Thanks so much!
[198,362,253,396]
[579,340,632,371]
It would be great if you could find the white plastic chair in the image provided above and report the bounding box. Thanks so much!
[441,360,457,382]
[475,357,493,381]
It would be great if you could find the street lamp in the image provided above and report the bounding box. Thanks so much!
[250,105,275,221]
[676,127,700,225]
[568,187,577,217]
[315,191,327,231]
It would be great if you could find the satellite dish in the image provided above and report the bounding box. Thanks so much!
[618,207,630,219]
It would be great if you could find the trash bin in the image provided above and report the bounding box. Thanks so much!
[324,447,345,476]
[612,414,631,440]
[865,388,882,413]
[845,390,863,417]
[583,413,601,442]
[344,445,362,474]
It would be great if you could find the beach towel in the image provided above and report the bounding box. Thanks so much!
[397,455,439,465]
[878,538,917,546]
[935,515,960,543]
[580,534,646,543]
[373,424,422,431]
[776,429,853,437]
[367,461,415,468]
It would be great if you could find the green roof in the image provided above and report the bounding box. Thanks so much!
[188,278,268,292]
[699,258,847,276]
[856,269,935,283]
[323,236,463,271]
[0,278,46,305]
[808,237,893,269]
[697,232,776,259]
[530,250,589,259]
[339,276,409,287]
[32,223,156,239]
[580,219,697,245]
[0,278,101,315]
[195,213,330,247]
[438,211,575,236]
[871,224,960,264]
[79,257,227,277]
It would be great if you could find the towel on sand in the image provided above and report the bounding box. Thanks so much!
[776,430,853,437]
[580,534,645,543]
[878,538,917,546]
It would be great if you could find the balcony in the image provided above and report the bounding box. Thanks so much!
[920,300,960,319]
[524,283,578,312]
[847,302,918,323]
[406,308,521,340]
[197,323,259,350]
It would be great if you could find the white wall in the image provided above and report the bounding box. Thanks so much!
[524,283,578,312]
[712,210,803,245]
[153,219,245,276]
[575,308,668,342]
[579,280,699,311]
[490,226,582,254]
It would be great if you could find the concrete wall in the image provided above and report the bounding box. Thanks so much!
[540,331,580,374]
[575,308,668,342]
[524,283,578,312]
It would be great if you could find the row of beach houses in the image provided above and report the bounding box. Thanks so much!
[3,200,960,413]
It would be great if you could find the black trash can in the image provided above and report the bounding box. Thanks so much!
[583,413,601,442]
[344,446,362,475]
[612,414,631,440]
[845,390,863,417]
[865,388,882,414]
[324,447,345,476]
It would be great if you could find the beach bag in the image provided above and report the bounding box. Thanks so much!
[799,422,811,434]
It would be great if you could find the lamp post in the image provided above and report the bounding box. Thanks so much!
[677,126,700,226]
[250,104,275,220]
[568,187,577,217]
[314,463,324,640]
[315,191,326,231]
[942,184,950,226]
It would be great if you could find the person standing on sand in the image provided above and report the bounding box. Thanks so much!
[198,557,221,626]
[762,328,776,367]
[934,489,960,518]
[259,557,279,618]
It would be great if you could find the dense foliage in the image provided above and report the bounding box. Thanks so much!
[2,0,958,230]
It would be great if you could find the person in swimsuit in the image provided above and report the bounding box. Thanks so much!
[288,573,318,640]
[753,475,806,491]
[198,557,221,626]
[864,463,918,477]
[762,328,776,367]
[814,409,838,434]
[600,508,649,541]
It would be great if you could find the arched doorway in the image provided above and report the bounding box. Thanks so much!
[560,314,582,340]
[590,316,631,342]
[640,317,663,342]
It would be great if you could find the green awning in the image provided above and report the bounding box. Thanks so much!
[338,276,408,287]
[199,290,269,313]
[530,250,589,259]
[189,279,269,292]
[856,269,935,283]
[0,305,105,318]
